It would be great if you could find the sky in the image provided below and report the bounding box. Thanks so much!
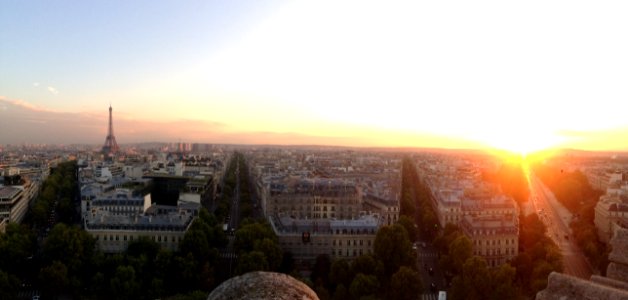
[1,1,628,153]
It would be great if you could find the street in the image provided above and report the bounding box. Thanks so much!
[528,174,593,279]
[220,160,241,276]
[415,242,447,300]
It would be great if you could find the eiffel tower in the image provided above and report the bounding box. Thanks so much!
[101,105,119,156]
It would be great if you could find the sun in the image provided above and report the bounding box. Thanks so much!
[476,127,563,157]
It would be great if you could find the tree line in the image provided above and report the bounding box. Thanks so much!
[308,223,422,300]
[533,163,609,273]
[401,157,439,242]
[0,157,288,299]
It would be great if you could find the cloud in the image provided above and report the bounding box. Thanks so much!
[0,96,54,112]
[33,82,40,87]
[47,86,59,95]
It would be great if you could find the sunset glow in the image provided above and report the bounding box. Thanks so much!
[1,1,627,151]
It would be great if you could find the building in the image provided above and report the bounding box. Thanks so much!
[460,214,519,267]
[595,194,628,244]
[269,213,379,262]
[265,178,362,220]
[84,200,198,253]
[594,178,628,244]
[362,194,399,226]
[0,217,7,234]
[0,178,39,224]
[81,188,151,219]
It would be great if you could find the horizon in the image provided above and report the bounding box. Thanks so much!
[2,1,628,153]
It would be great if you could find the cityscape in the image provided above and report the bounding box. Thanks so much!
[2,1,628,300]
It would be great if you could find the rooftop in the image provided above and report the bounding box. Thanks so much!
[0,186,21,199]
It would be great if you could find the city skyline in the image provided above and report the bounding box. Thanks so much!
[2,1,628,153]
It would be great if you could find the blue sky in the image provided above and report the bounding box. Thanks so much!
[1,1,280,110]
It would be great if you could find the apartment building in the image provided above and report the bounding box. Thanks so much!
[0,178,39,224]
[595,184,628,243]
[265,178,362,220]
[460,214,519,267]
[84,201,198,253]
[269,213,379,262]
[363,194,399,226]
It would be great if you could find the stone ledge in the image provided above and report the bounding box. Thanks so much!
[607,262,628,283]
[208,271,319,300]
[536,272,628,300]
[591,275,628,292]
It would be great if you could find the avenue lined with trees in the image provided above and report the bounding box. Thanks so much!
[403,156,564,299]
[534,163,609,274]
[0,156,285,300]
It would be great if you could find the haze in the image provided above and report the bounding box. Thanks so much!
[1,1,627,153]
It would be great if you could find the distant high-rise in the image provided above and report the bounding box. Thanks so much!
[102,105,119,156]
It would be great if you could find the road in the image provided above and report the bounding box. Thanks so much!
[415,242,447,300]
[528,174,593,279]
[219,159,241,276]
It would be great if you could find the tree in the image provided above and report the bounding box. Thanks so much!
[511,253,533,290]
[311,254,332,288]
[531,261,555,293]
[330,259,351,287]
[235,251,269,275]
[254,238,283,271]
[390,266,423,300]
[110,265,140,300]
[41,223,95,281]
[397,215,418,242]
[349,273,379,300]
[127,236,160,260]
[234,221,277,253]
[490,263,519,300]
[433,223,462,255]
[0,270,18,300]
[351,254,379,278]
[0,223,36,275]
[373,224,414,278]
[332,284,349,300]
[449,235,473,274]
[450,256,490,300]
[179,228,211,263]
[39,261,70,298]
[279,251,296,274]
